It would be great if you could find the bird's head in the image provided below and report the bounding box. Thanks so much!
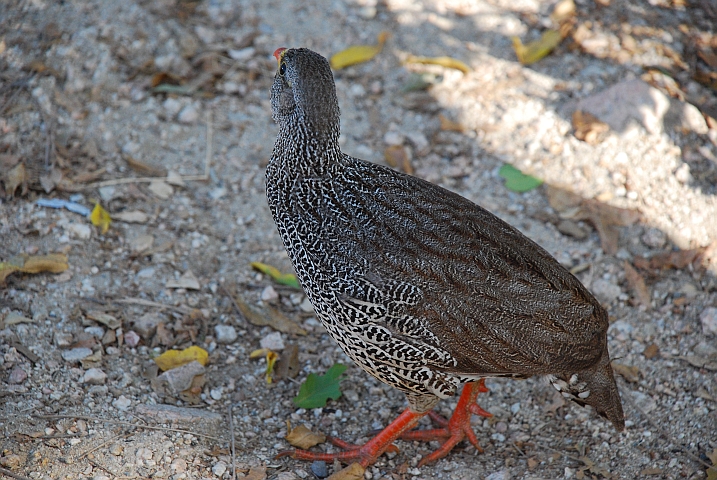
[271,48,340,141]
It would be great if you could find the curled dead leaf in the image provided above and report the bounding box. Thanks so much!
[612,362,640,383]
[572,110,609,145]
[285,422,326,449]
[4,162,28,198]
[623,261,651,309]
[327,462,365,480]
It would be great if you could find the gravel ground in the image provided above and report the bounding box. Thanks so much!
[1,0,716,479]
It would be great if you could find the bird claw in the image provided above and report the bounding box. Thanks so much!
[399,380,492,466]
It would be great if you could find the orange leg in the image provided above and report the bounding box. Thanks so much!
[400,380,492,466]
[276,408,425,467]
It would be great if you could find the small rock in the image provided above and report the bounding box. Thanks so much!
[641,228,666,249]
[131,313,163,338]
[383,131,404,146]
[170,458,187,473]
[8,366,27,384]
[83,368,107,385]
[406,131,429,154]
[124,330,140,347]
[130,234,154,253]
[163,98,183,116]
[114,210,149,223]
[510,402,521,414]
[631,391,657,414]
[485,470,510,480]
[98,186,117,202]
[112,395,131,411]
[209,387,223,400]
[261,285,279,302]
[54,331,73,347]
[166,270,200,290]
[590,278,621,304]
[310,461,328,479]
[178,104,199,124]
[212,461,227,477]
[93,475,110,480]
[214,324,237,344]
[495,421,508,433]
[556,220,588,239]
[153,361,205,395]
[67,223,91,240]
[136,267,156,279]
[109,444,123,456]
[148,180,174,199]
[299,297,314,313]
[61,347,93,362]
[674,163,691,184]
[260,331,285,351]
[84,326,105,338]
[700,307,717,336]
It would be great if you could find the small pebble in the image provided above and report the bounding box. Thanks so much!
[8,366,27,384]
[124,330,140,347]
[177,104,199,124]
[61,347,93,362]
[261,285,279,302]
[212,461,227,477]
[215,325,238,344]
[83,368,107,385]
[699,307,717,336]
[310,461,328,478]
[109,444,123,456]
[112,395,131,411]
[260,331,285,351]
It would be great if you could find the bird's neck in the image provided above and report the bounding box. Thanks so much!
[272,122,343,177]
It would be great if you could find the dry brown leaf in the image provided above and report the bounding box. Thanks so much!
[285,422,326,449]
[647,248,705,270]
[545,185,583,214]
[642,343,659,359]
[233,295,307,335]
[678,355,717,371]
[572,110,609,145]
[71,167,107,183]
[327,463,365,480]
[623,261,651,309]
[85,311,121,329]
[581,200,640,254]
[4,162,28,197]
[274,343,300,379]
[383,145,413,175]
[242,467,267,480]
[39,167,63,193]
[544,390,567,414]
[125,155,167,177]
[438,113,465,132]
[612,362,640,383]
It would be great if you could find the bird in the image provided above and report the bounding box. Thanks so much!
[266,47,624,468]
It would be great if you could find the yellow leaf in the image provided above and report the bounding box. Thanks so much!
[250,261,300,289]
[404,55,471,73]
[0,254,68,283]
[265,350,278,384]
[330,31,389,70]
[154,346,209,371]
[512,30,563,65]
[285,421,326,449]
[90,202,111,234]
[249,348,269,359]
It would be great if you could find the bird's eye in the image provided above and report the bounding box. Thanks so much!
[279,62,286,75]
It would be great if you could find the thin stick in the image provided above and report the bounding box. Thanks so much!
[229,403,237,480]
[77,432,129,460]
[33,414,222,442]
[85,111,213,189]
[0,466,33,480]
[113,297,191,314]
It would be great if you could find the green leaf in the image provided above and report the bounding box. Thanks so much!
[293,364,347,409]
[498,164,543,192]
[250,261,301,289]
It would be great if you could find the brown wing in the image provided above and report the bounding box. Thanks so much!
[288,156,607,377]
